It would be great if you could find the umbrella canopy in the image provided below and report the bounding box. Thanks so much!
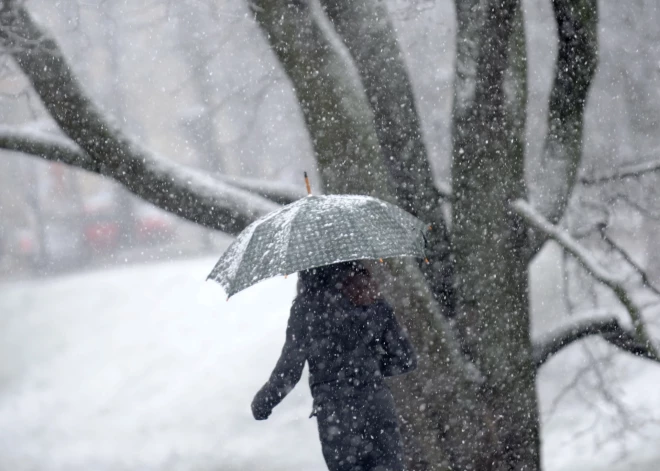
[207,194,428,297]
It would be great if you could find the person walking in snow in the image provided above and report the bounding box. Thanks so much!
[251,261,417,471]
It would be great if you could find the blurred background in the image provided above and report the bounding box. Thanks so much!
[1,0,660,470]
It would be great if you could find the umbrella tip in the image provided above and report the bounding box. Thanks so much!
[304,171,312,195]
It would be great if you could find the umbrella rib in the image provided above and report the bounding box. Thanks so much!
[364,204,424,260]
[379,205,426,255]
[280,201,305,276]
[226,219,264,295]
[346,208,379,261]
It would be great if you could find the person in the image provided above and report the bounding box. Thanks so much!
[251,261,417,471]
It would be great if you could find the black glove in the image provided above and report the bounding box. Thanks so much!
[251,390,273,421]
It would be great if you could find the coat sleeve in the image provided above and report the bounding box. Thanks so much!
[251,300,307,420]
[377,301,418,377]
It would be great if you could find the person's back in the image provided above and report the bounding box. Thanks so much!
[251,261,417,471]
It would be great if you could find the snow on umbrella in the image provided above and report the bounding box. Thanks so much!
[207,194,428,298]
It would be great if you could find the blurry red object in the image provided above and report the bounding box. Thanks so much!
[84,222,120,251]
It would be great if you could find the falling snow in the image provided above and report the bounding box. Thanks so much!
[1,0,660,470]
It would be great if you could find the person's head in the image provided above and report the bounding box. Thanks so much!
[297,260,379,305]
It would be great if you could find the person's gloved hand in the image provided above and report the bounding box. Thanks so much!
[251,390,272,420]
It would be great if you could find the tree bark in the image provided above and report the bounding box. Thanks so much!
[250,0,391,198]
[451,0,541,468]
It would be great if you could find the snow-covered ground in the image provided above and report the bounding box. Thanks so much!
[1,256,659,470]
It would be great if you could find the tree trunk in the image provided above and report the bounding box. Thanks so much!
[252,2,487,469]
[451,0,540,469]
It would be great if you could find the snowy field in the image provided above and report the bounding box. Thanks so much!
[1,255,660,470]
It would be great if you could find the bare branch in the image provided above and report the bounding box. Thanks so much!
[534,316,660,368]
[0,2,283,234]
[514,199,660,360]
[598,228,660,298]
[580,158,660,186]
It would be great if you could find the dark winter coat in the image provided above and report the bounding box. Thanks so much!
[251,264,417,471]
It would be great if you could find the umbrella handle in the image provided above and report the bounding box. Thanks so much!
[304,171,312,195]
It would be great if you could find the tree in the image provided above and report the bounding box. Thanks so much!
[2,0,659,470]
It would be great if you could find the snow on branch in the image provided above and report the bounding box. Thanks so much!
[533,316,660,368]
[0,3,285,234]
[0,124,280,233]
[0,125,99,172]
[0,124,302,209]
[513,199,660,361]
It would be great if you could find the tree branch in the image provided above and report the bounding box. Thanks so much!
[533,316,660,368]
[599,228,660,298]
[528,0,598,254]
[0,124,98,172]
[250,0,392,198]
[0,4,284,234]
[580,158,660,186]
[0,124,303,211]
[513,199,660,360]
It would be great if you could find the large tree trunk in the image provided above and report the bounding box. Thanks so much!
[318,0,455,315]
[251,1,487,469]
[451,0,540,469]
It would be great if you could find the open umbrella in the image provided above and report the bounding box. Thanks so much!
[207,181,428,298]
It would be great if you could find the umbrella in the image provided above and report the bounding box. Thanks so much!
[207,192,428,298]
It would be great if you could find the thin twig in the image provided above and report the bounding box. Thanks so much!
[599,228,660,298]
[580,158,660,186]
[514,199,660,361]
